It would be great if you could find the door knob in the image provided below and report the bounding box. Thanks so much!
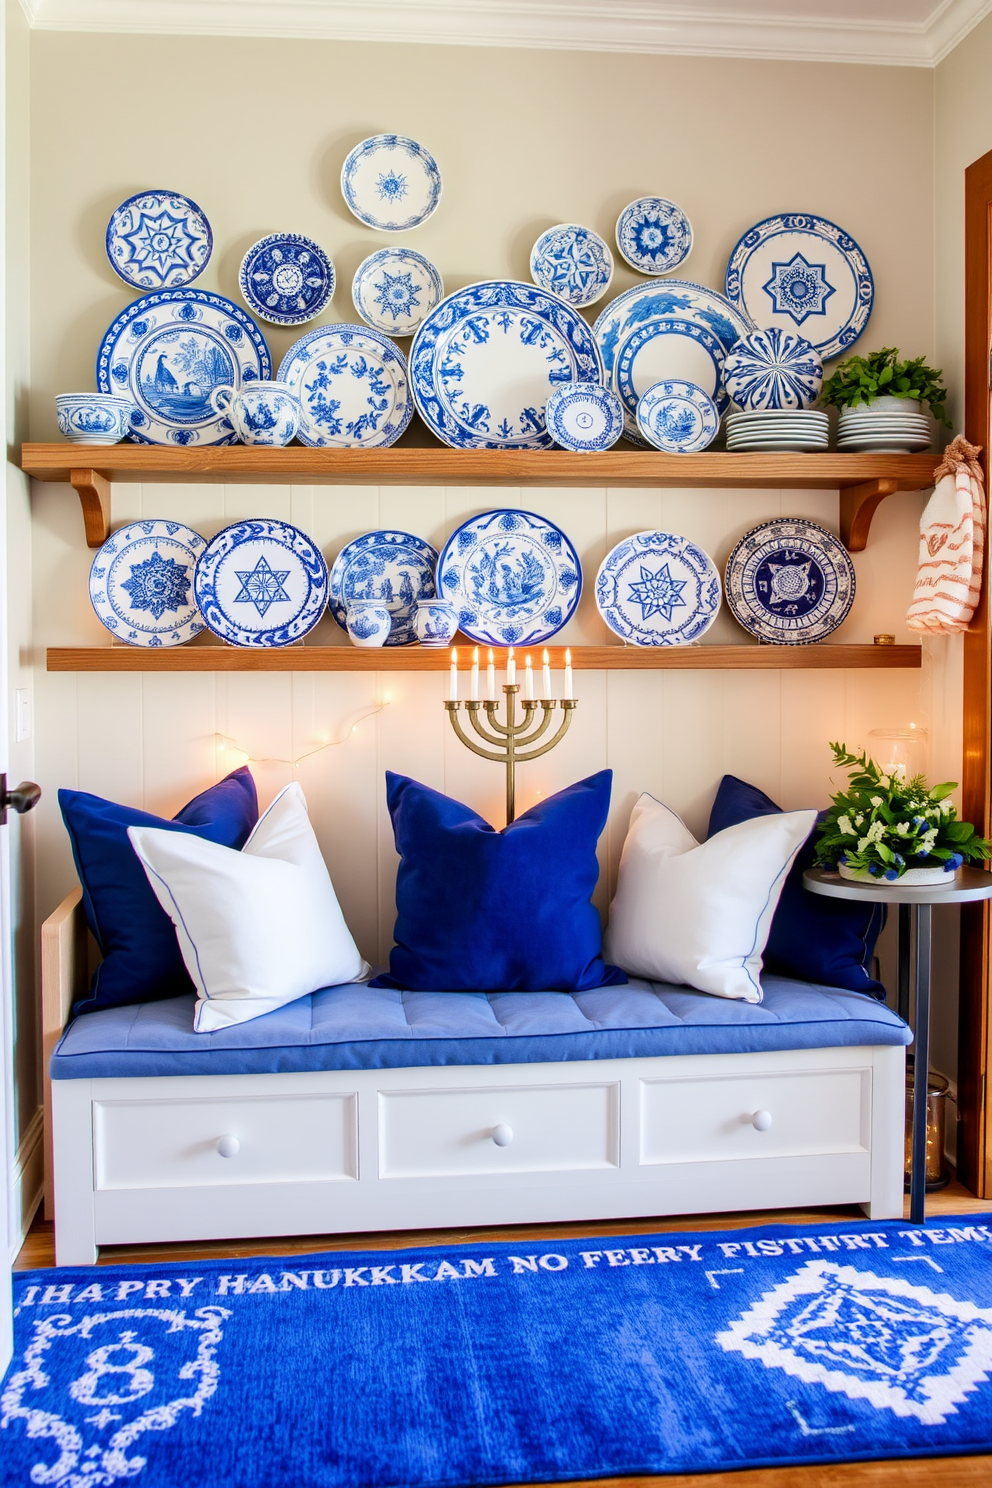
[491,1123,513,1147]
[751,1109,773,1132]
[0,775,41,826]
[216,1134,240,1158]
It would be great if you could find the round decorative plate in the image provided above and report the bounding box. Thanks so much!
[723,327,823,411]
[194,519,329,648]
[595,531,721,646]
[615,197,692,276]
[341,135,442,231]
[89,520,206,648]
[724,518,855,645]
[529,224,614,308]
[238,233,334,326]
[96,290,272,447]
[437,509,582,646]
[636,380,718,452]
[725,213,874,362]
[105,189,212,291]
[352,248,443,336]
[544,382,624,453]
[277,324,413,448]
[410,280,604,450]
[328,530,438,646]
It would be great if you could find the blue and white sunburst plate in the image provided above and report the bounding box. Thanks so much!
[352,248,443,336]
[106,190,212,291]
[328,530,438,646]
[193,520,329,648]
[723,326,824,411]
[529,224,614,308]
[615,198,693,276]
[636,380,719,452]
[595,531,721,646]
[341,135,442,232]
[239,233,335,326]
[724,518,856,645]
[437,509,582,647]
[544,382,624,453]
[89,520,206,648]
[277,324,413,448]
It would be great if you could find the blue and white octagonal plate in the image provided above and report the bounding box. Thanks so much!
[636,380,718,452]
[239,233,334,326]
[723,326,823,411]
[596,531,721,647]
[545,382,624,453]
[437,509,582,647]
[277,324,412,448]
[724,518,855,645]
[194,519,328,648]
[352,248,443,336]
[725,214,873,362]
[530,224,614,308]
[89,520,206,648]
[341,135,442,232]
[106,189,212,291]
[329,530,437,646]
[615,198,692,276]
[96,290,272,447]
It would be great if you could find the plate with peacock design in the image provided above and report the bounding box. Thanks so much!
[436,509,581,646]
[89,520,207,648]
[595,531,721,646]
[328,530,438,647]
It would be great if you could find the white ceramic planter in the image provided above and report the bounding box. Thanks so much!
[844,396,922,417]
[838,862,960,888]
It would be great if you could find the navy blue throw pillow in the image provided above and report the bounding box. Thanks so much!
[60,766,258,1016]
[370,770,626,992]
[707,774,886,999]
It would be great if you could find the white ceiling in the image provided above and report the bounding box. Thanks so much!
[18,0,992,66]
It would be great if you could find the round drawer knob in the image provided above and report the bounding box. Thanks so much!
[751,1110,773,1132]
[216,1134,240,1159]
[491,1123,513,1147]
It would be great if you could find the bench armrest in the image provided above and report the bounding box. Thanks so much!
[41,887,87,1216]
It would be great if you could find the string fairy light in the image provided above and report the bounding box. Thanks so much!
[212,698,391,770]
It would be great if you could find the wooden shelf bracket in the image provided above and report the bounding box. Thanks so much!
[70,468,111,548]
[839,477,903,552]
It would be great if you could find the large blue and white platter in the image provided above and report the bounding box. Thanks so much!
[596,531,721,647]
[96,290,272,447]
[723,326,823,411]
[89,520,206,648]
[636,380,719,452]
[725,213,873,362]
[329,530,437,647]
[529,224,614,308]
[437,509,581,647]
[724,518,855,645]
[411,280,604,450]
[545,382,624,453]
[106,189,212,291]
[341,135,442,232]
[352,248,443,336]
[239,233,335,326]
[277,324,413,448]
[194,519,328,648]
[615,197,692,276]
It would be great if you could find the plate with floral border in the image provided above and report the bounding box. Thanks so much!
[529,224,614,308]
[328,530,438,647]
[595,531,721,646]
[724,518,855,644]
[545,382,624,452]
[437,509,581,646]
[352,248,443,336]
[194,519,329,648]
[277,324,413,448]
[105,189,212,291]
[89,520,206,648]
[615,197,692,276]
[636,380,718,452]
[341,135,442,231]
[239,233,335,326]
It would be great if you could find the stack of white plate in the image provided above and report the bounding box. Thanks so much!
[725,409,829,453]
[837,406,931,453]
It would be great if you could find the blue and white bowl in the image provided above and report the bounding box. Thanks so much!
[615,198,692,276]
[530,224,614,308]
[238,233,334,326]
[414,599,458,647]
[346,600,392,648]
[56,393,135,445]
[723,327,823,411]
[545,382,624,453]
[636,381,718,453]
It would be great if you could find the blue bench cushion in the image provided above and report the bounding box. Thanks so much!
[51,975,911,1080]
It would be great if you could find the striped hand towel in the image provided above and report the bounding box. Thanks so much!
[906,436,986,633]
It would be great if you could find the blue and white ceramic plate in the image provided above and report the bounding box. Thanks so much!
[194,519,328,648]
[238,234,334,326]
[341,135,442,232]
[352,248,443,336]
[96,290,272,447]
[615,198,692,276]
[724,518,855,645]
[545,382,624,453]
[437,509,582,646]
[328,530,437,646]
[723,327,823,411]
[89,520,206,648]
[410,280,604,450]
[595,531,721,647]
[277,324,412,448]
[636,380,718,453]
[105,190,212,291]
[529,224,614,308]
[725,214,874,362]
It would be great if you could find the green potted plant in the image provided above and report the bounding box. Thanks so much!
[819,348,949,453]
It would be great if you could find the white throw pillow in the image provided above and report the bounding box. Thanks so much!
[129,782,369,1031]
[604,793,816,1003]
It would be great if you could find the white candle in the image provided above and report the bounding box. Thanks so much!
[542,649,552,700]
[507,647,516,686]
[524,655,534,700]
[487,648,496,701]
[564,647,573,699]
[470,647,479,701]
[449,646,458,702]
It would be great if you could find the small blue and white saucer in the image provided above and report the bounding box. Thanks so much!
[595,531,721,646]
[724,518,855,645]
[341,135,442,232]
[239,234,335,326]
[615,198,692,276]
[636,380,718,452]
[89,520,206,648]
[352,248,443,336]
[194,519,329,647]
[545,382,624,453]
[530,224,614,308]
[106,190,212,291]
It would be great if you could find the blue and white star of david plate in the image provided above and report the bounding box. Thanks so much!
[341,135,442,232]
[545,382,624,453]
[437,509,581,646]
[723,326,824,411]
[352,248,443,336]
[89,520,206,648]
[596,532,721,646]
[194,520,328,648]
[328,530,438,646]
[725,214,874,362]
[529,224,614,309]
[410,281,604,450]
[239,233,334,326]
[615,198,693,276]
[96,290,271,447]
[636,380,718,452]
[277,324,413,448]
[105,190,212,291]
[724,518,855,645]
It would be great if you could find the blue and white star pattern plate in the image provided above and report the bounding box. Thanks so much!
[89,520,206,648]
[105,190,212,291]
[238,234,334,326]
[410,280,604,450]
[723,327,823,411]
[595,531,721,646]
[96,290,272,447]
[529,224,614,308]
[352,248,443,336]
[328,530,438,647]
[544,382,624,453]
[194,520,328,648]
[636,380,719,452]
[615,198,693,276]
[724,518,855,645]
[341,135,442,232]
[277,324,413,448]
[437,509,582,647]
[725,214,874,362]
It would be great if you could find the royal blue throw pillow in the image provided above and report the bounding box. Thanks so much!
[707,774,886,999]
[60,767,258,1016]
[370,770,626,992]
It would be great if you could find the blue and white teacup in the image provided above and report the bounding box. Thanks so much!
[56,393,135,445]
[346,600,392,648]
[210,381,302,446]
[414,598,458,647]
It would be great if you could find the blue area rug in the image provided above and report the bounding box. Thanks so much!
[4,1215,992,1486]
